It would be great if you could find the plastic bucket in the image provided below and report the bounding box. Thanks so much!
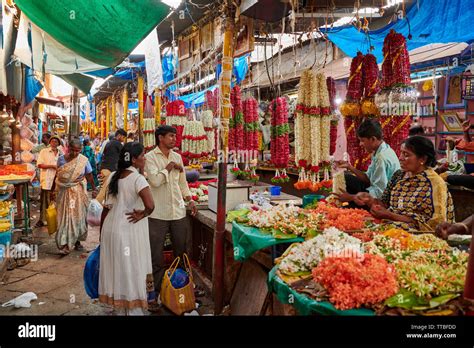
[270,186,281,196]
[303,194,325,207]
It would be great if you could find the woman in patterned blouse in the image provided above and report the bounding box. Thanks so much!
[354,136,455,231]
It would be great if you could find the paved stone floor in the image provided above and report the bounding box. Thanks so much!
[0,198,213,316]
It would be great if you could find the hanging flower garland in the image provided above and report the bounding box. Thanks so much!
[230,86,244,152]
[309,72,321,168]
[295,71,308,165]
[318,73,331,164]
[165,100,186,148]
[182,121,209,159]
[201,110,216,157]
[270,97,290,183]
[381,29,411,89]
[361,53,381,116]
[243,97,259,152]
[340,52,364,117]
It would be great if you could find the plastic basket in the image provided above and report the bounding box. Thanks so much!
[303,194,325,208]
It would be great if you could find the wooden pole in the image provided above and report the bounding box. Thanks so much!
[112,95,116,131]
[154,88,161,126]
[123,87,129,133]
[106,96,111,137]
[213,3,235,315]
[138,75,144,143]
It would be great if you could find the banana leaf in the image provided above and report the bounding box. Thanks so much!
[385,289,460,310]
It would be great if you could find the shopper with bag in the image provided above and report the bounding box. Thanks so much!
[144,126,197,311]
[99,142,155,315]
[36,136,61,228]
[55,138,97,255]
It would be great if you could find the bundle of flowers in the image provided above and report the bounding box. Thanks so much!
[230,86,244,151]
[330,118,338,155]
[317,73,331,164]
[278,227,362,275]
[189,183,209,203]
[340,52,364,118]
[165,100,187,148]
[181,121,209,159]
[312,253,398,310]
[243,97,259,152]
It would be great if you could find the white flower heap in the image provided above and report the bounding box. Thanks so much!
[278,227,362,275]
[247,204,301,229]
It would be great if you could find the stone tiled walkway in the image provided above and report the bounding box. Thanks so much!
[0,200,213,316]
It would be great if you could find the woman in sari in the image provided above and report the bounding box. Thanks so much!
[82,138,99,190]
[354,136,455,231]
[55,138,98,255]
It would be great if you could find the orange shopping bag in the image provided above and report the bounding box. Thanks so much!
[160,254,196,315]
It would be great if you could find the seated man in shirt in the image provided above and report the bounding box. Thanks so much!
[144,125,197,308]
[335,119,401,205]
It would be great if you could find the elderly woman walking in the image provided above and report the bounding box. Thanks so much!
[55,138,97,255]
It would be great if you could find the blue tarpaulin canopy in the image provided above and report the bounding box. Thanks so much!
[323,0,474,63]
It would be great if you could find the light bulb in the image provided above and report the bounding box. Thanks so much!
[0,106,8,120]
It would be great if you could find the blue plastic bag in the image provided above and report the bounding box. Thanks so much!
[169,268,189,289]
[84,245,100,299]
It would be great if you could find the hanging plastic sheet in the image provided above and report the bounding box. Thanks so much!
[178,85,218,109]
[322,0,474,62]
[24,66,43,105]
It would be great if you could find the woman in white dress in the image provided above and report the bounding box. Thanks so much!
[99,142,155,315]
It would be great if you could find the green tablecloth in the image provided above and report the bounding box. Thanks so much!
[267,266,375,316]
[232,222,304,262]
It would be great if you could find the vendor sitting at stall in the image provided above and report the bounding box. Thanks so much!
[354,136,455,231]
[335,119,400,204]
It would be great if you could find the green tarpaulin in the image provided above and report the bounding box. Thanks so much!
[14,0,169,67]
[232,222,304,262]
[268,266,375,316]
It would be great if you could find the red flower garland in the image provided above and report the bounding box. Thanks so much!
[270,97,289,169]
[362,53,381,98]
[347,51,364,101]
[326,77,337,111]
[243,97,259,151]
[330,120,337,155]
[381,30,411,88]
[230,86,244,152]
[165,100,186,148]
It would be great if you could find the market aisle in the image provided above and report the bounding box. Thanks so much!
[0,200,214,316]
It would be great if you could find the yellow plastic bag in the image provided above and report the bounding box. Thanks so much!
[46,203,57,235]
[160,254,196,315]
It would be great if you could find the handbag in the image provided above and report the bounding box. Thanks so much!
[45,203,57,235]
[160,253,196,315]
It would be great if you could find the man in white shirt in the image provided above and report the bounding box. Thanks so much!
[144,125,197,296]
[36,136,61,227]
